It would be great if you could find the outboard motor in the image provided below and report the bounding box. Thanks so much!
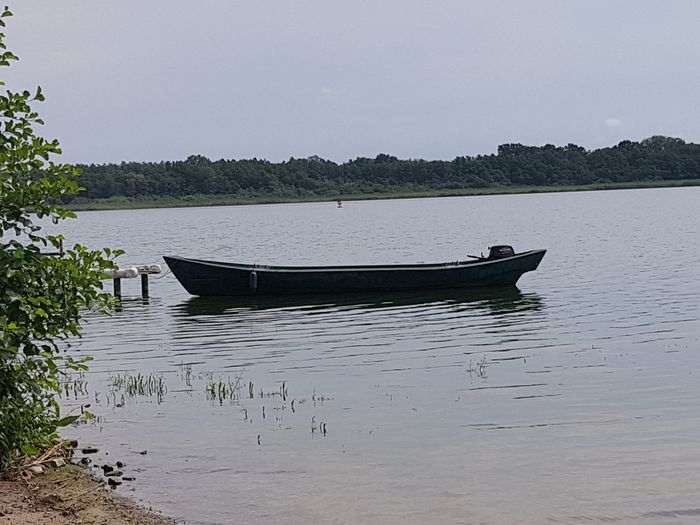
[488,245,515,260]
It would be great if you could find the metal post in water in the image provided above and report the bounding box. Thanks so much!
[141,273,149,299]
[113,278,122,298]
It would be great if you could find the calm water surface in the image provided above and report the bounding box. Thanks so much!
[55,188,700,524]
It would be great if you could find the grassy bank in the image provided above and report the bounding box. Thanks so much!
[64,179,700,211]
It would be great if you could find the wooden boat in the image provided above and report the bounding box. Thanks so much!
[163,245,546,297]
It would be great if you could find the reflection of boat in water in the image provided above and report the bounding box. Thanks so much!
[164,246,546,297]
[175,286,543,317]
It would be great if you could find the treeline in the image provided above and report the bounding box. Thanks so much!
[69,136,700,202]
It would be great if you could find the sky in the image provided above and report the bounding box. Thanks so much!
[4,1,700,164]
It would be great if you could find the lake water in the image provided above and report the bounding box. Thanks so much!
[55,188,700,525]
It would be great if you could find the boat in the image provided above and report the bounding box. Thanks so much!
[163,245,546,297]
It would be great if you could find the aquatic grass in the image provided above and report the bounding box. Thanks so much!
[83,366,334,445]
[204,374,290,404]
[205,374,244,404]
[310,416,328,437]
[58,371,89,400]
[245,380,289,400]
[177,362,193,387]
[311,389,332,405]
[108,372,168,404]
[466,355,489,379]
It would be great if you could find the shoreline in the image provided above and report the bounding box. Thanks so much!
[64,179,700,211]
[0,465,176,525]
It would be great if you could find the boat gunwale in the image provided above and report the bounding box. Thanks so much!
[164,249,546,273]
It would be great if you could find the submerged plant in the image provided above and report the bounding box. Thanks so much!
[59,371,89,400]
[109,372,167,404]
[466,355,489,379]
[205,373,244,404]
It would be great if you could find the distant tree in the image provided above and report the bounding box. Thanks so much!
[185,154,211,166]
[59,137,700,204]
[374,154,398,163]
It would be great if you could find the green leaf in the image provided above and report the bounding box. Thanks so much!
[20,445,40,456]
[0,7,121,472]
[55,415,80,427]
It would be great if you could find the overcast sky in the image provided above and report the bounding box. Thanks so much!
[5,1,700,164]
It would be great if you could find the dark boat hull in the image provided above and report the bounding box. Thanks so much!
[163,250,546,297]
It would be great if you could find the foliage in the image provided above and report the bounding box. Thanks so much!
[67,137,700,204]
[0,7,120,472]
